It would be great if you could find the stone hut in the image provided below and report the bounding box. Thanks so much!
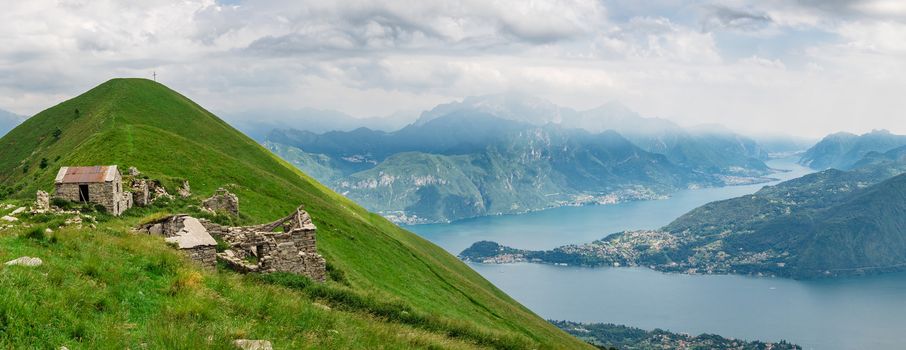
[54,165,132,216]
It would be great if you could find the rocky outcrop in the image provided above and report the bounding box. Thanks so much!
[178,180,191,198]
[202,188,239,216]
[233,340,273,350]
[5,256,43,267]
[143,180,172,202]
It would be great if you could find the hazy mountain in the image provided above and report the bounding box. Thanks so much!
[416,94,771,176]
[800,129,906,170]
[223,107,416,141]
[0,108,24,137]
[265,94,783,222]
[269,113,722,223]
[414,92,576,126]
[750,133,816,155]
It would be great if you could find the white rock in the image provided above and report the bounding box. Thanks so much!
[1,216,17,222]
[233,339,273,350]
[5,256,43,267]
[10,207,25,215]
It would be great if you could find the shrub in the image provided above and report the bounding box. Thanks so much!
[325,262,348,285]
[23,226,47,241]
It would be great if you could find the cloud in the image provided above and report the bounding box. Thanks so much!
[702,5,773,31]
[594,17,722,63]
[0,0,904,138]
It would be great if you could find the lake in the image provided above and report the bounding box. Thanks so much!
[407,157,906,350]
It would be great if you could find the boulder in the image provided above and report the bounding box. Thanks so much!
[178,180,191,198]
[1,216,17,222]
[202,188,239,216]
[232,339,272,350]
[5,256,43,267]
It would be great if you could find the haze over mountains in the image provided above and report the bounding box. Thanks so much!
[221,108,416,141]
[260,93,785,223]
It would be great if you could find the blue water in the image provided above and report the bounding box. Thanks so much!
[407,157,906,350]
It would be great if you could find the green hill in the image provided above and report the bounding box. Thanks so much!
[0,78,590,349]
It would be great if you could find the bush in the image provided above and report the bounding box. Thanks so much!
[23,226,47,241]
[325,262,347,285]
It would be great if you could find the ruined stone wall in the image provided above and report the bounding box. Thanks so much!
[199,212,326,282]
[131,180,150,206]
[184,246,216,270]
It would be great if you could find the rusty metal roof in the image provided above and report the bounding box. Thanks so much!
[54,165,118,184]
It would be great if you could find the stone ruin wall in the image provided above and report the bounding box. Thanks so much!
[137,207,326,282]
[200,209,326,282]
[186,246,217,270]
[139,215,217,270]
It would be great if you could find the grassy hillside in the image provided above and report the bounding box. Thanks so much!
[0,78,590,349]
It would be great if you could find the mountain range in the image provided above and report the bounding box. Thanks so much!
[0,79,588,348]
[221,108,415,141]
[462,145,906,278]
[265,94,782,223]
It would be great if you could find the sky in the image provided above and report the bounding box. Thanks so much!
[1,0,905,137]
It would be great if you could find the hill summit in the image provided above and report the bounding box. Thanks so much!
[0,78,589,348]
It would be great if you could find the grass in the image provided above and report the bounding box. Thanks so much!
[0,78,591,348]
[0,217,485,349]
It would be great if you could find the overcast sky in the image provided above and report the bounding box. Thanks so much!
[2,0,905,137]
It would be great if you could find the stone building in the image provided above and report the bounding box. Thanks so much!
[54,165,132,216]
[135,205,326,281]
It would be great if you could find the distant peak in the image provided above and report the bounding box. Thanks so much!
[867,129,892,135]
[590,101,635,113]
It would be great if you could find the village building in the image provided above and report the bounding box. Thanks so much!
[54,165,132,216]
